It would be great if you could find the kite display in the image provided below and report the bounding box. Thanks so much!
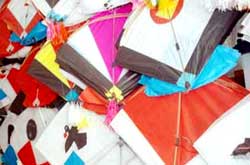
[28,42,82,101]
[31,0,87,26]
[0,0,43,38]
[56,4,139,99]
[0,1,250,165]
[10,21,47,46]
[0,108,56,165]
[7,46,58,107]
[0,20,23,58]
[36,103,143,165]
[194,95,250,165]
[56,4,140,123]
[31,0,131,26]
[111,77,249,165]
[115,0,243,96]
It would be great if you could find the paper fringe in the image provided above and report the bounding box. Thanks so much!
[202,0,250,11]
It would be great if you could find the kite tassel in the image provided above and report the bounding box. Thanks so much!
[203,0,250,11]
[105,100,120,125]
[46,20,68,47]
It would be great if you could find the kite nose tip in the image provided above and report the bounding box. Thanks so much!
[185,81,191,90]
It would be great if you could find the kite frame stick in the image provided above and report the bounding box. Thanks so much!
[173,92,182,165]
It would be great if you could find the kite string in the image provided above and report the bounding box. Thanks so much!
[104,8,120,124]
[173,92,182,165]
[119,138,123,165]
[166,7,185,72]
[164,6,184,164]
[112,9,116,85]
[24,0,31,37]
[33,88,47,128]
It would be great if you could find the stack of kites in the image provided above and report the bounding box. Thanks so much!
[0,0,250,165]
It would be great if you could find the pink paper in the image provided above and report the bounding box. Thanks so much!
[89,4,132,83]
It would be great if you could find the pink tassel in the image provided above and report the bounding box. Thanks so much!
[46,20,54,41]
[46,21,68,48]
[105,100,120,125]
